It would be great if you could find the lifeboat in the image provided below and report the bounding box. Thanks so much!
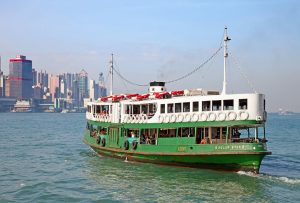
[126,93,140,99]
[137,94,150,101]
[154,92,170,99]
[100,95,113,102]
[112,95,125,101]
[171,90,184,96]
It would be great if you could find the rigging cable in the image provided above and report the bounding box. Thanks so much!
[165,46,222,84]
[229,52,257,93]
[112,45,223,86]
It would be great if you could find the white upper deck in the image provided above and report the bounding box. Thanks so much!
[86,90,266,124]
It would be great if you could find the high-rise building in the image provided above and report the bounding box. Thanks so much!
[7,55,33,99]
[32,68,37,86]
[89,79,98,101]
[98,72,107,98]
[78,69,88,106]
[0,71,5,97]
[37,70,48,88]
[48,74,59,101]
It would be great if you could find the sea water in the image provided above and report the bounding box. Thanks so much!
[0,113,299,202]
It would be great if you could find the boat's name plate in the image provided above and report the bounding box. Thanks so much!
[214,144,254,151]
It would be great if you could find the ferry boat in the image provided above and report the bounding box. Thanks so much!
[83,28,271,173]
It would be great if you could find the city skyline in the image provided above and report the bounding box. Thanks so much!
[0,0,300,112]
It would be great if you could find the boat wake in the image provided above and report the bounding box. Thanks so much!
[237,171,300,185]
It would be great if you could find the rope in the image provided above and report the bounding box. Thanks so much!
[165,46,222,83]
[112,67,148,87]
[112,46,223,86]
[229,52,257,93]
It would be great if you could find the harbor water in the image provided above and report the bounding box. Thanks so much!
[0,113,299,202]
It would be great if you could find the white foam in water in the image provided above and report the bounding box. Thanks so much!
[20,183,25,187]
[237,171,300,185]
[237,171,258,177]
[276,176,300,184]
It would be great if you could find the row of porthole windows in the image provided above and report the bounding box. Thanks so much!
[160,99,248,114]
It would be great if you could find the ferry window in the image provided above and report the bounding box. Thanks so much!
[167,103,174,113]
[141,104,148,114]
[133,105,140,114]
[149,103,156,115]
[223,100,234,110]
[159,128,176,138]
[101,105,109,114]
[239,99,248,110]
[160,104,165,113]
[183,102,190,112]
[193,102,199,112]
[202,101,211,111]
[178,127,195,137]
[110,105,112,114]
[96,105,101,113]
[212,100,221,111]
[87,105,91,113]
[125,105,131,114]
[175,103,182,113]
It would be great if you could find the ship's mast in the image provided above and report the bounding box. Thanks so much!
[222,27,230,95]
[109,53,114,96]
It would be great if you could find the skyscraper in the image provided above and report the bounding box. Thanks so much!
[78,69,88,106]
[48,74,59,101]
[7,55,33,99]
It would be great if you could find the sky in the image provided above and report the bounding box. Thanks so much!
[0,0,300,112]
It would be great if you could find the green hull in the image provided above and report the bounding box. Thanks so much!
[84,128,271,173]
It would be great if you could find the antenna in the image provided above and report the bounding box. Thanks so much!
[109,53,114,96]
[222,27,231,95]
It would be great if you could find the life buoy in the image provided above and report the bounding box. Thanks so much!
[128,115,132,123]
[177,114,184,122]
[227,112,237,121]
[124,140,129,150]
[218,112,226,121]
[101,138,106,147]
[123,115,128,123]
[184,114,191,122]
[141,114,147,123]
[239,111,249,120]
[170,114,176,123]
[96,136,101,144]
[132,141,138,150]
[158,115,164,123]
[191,114,198,122]
[199,113,207,121]
[200,139,207,144]
[131,115,136,123]
[208,112,216,121]
[164,115,170,123]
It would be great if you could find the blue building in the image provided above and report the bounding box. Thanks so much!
[7,55,33,99]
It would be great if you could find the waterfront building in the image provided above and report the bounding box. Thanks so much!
[78,69,88,106]
[37,70,48,89]
[0,71,5,97]
[32,68,37,86]
[48,74,59,101]
[72,79,79,107]
[89,79,98,101]
[7,55,33,99]
[32,84,42,99]
[98,72,107,98]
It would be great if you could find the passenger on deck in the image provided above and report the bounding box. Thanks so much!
[130,131,136,138]
[146,135,151,144]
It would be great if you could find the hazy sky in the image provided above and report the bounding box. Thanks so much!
[0,0,299,112]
